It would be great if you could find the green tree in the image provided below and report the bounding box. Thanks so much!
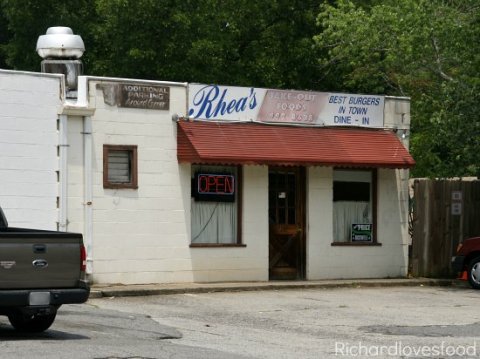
[91,0,323,89]
[0,0,96,71]
[1,0,324,90]
[0,7,11,68]
[315,0,480,177]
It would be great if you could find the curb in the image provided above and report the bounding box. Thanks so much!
[88,278,462,299]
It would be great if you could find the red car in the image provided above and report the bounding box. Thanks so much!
[452,236,480,289]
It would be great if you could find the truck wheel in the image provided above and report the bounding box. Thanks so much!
[8,311,57,332]
[467,256,480,290]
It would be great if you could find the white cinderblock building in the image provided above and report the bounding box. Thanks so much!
[0,69,414,284]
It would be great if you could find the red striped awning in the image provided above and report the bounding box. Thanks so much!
[177,121,415,168]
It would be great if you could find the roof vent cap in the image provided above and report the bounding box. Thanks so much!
[36,26,85,59]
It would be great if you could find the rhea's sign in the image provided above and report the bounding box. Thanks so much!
[188,84,385,127]
[188,85,258,120]
[194,173,235,202]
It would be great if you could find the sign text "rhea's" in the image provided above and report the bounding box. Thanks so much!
[188,85,258,119]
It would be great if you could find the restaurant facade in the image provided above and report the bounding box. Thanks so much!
[0,69,414,284]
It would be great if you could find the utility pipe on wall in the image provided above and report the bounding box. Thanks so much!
[58,114,68,232]
[83,116,93,275]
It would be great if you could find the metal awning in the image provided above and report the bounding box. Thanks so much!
[177,121,415,168]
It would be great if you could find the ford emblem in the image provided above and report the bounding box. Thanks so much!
[32,259,48,268]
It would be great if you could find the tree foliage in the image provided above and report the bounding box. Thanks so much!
[0,0,96,71]
[1,0,323,89]
[315,0,480,177]
[90,0,324,88]
[0,7,10,68]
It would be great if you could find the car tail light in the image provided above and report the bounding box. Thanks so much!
[80,245,87,272]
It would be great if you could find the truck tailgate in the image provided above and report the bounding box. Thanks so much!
[0,229,82,289]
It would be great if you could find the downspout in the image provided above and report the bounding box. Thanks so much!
[57,107,94,276]
[83,116,93,276]
[60,75,95,277]
[58,114,68,232]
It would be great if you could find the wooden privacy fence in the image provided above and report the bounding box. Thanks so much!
[410,178,480,278]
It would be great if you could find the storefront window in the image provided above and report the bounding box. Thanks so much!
[333,169,375,243]
[191,165,239,244]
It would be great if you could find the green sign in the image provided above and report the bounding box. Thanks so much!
[351,224,372,242]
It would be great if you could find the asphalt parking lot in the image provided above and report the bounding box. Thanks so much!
[89,284,480,358]
[1,283,479,358]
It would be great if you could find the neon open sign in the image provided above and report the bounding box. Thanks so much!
[194,173,235,202]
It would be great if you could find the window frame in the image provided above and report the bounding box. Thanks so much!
[331,168,379,246]
[189,165,244,248]
[103,144,138,189]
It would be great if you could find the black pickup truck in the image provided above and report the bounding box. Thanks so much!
[0,206,89,332]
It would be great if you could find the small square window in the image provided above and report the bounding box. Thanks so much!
[103,145,138,189]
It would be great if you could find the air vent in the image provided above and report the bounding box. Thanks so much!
[37,27,85,95]
[36,27,85,59]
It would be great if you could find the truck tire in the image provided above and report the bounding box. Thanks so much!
[467,255,480,290]
[8,311,57,332]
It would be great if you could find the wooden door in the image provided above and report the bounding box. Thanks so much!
[268,167,305,280]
